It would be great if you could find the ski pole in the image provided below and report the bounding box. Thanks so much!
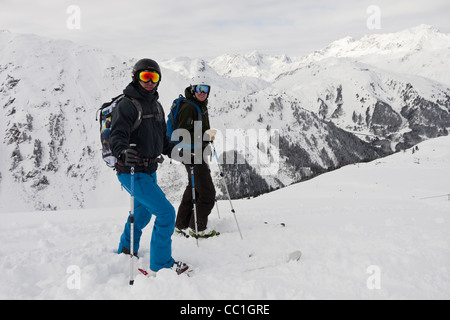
[190,165,200,247]
[206,160,221,219]
[215,199,221,219]
[129,166,135,285]
[211,142,243,240]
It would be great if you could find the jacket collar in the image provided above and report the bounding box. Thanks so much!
[124,82,159,104]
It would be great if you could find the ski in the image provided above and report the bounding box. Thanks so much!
[264,221,286,227]
[137,265,196,278]
[175,229,220,239]
[288,250,302,261]
[138,268,155,277]
[193,231,221,239]
[245,250,302,272]
[175,229,190,238]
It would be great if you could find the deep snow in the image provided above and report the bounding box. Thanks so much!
[0,136,449,300]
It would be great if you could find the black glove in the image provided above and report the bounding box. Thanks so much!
[119,148,140,166]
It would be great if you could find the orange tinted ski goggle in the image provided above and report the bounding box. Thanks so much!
[138,71,160,83]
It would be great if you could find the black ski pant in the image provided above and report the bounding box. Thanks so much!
[176,162,216,232]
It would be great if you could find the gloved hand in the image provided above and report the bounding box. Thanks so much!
[204,129,217,142]
[119,148,139,166]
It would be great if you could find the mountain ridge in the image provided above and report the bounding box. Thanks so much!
[1,25,449,212]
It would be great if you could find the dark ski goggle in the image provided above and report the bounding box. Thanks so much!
[194,84,210,94]
[138,71,160,83]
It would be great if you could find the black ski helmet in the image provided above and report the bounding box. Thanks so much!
[132,58,162,82]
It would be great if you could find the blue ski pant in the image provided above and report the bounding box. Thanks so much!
[117,172,175,272]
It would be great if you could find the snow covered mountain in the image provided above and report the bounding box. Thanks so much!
[307,24,450,86]
[0,30,134,212]
[206,24,450,152]
[1,25,449,213]
[276,24,450,151]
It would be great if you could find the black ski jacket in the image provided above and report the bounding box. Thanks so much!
[110,82,174,174]
[177,87,211,145]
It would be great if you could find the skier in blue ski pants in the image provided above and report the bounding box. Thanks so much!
[117,172,175,272]
[109,58,191,276]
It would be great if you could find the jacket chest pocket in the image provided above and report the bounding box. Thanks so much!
[142,101,163,123]
[142,113,163,122]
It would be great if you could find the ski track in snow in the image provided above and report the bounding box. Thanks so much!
[0,137,449,299]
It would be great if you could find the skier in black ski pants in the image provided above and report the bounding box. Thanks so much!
[174,84,217,238]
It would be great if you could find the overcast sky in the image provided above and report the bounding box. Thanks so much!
[1,0,449,60]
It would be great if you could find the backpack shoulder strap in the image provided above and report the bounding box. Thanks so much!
[155,101,164,117]
[122,96,143,132]
[141,100,163,121]
[181,98,202,121]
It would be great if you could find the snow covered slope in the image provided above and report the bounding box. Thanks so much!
[0,135,448,299]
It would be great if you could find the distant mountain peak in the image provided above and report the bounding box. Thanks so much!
[309,24,449,61]
[409,23,440,33]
